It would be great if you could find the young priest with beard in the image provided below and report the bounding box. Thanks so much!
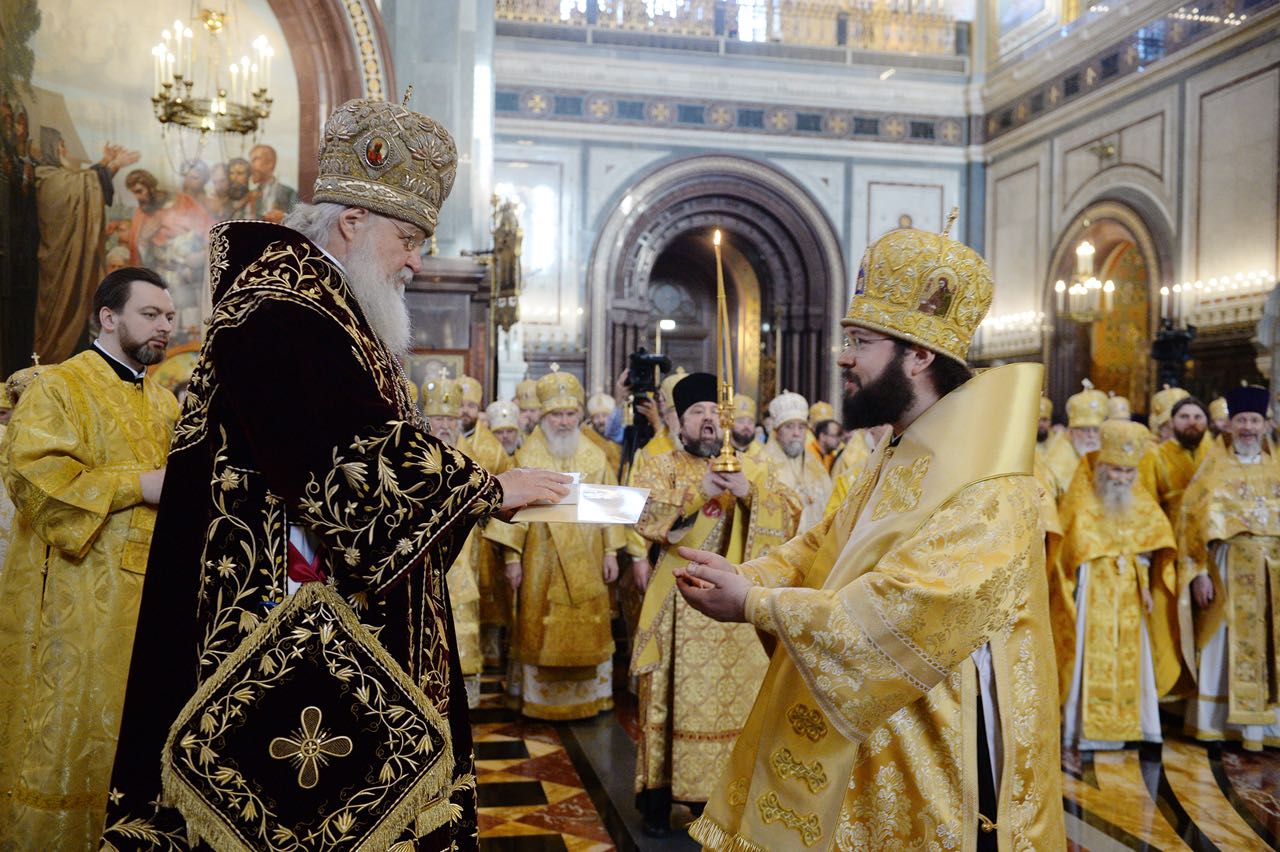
[1137,396,1214,695]
[673,223,1065,850]
[629,372,800,837]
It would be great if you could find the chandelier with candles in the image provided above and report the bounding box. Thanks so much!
[151,5,274,141]
[1053,239,1115,324]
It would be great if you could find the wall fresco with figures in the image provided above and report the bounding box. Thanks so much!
[0,0,299,381]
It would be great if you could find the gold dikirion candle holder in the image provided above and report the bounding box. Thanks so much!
[711,229,741,474]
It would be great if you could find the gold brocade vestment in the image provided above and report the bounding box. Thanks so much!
[0,423,12,574]
[1177,442,1280,727]
[582,421,622,474]
[824,430,877,517]
[761,438,831,533]
[488,427,623,719]
[1044,431,1084,499]
[689,364,1064,851]
[630,449,800,802]
[1138,434,1213,695]
[1056,455,1176,736]
[0,350,179,845]
[451,429,513,680]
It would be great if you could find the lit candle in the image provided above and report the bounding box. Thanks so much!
[185,27,194,81]
[1054,279,1066,314]
[174,25,183,78]
[1160,285,1169,319]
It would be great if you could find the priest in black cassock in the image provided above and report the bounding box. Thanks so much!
[100,97,568,851]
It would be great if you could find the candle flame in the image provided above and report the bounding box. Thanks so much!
[713,229,721,246]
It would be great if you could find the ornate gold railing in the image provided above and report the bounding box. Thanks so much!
[497,0,959,56]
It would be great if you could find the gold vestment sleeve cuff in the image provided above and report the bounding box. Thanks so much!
[745,586,777,636]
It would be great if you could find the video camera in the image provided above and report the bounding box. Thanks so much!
[626,348,672,397]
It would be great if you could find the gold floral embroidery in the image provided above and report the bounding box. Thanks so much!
[727,777,749,806]
[770,747,828,792]
[786,703,827,742]
[268,706,354,789]
[872,456,931,519]
[756,791,822,846]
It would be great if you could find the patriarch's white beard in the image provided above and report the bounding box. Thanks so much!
[346,237,411,358]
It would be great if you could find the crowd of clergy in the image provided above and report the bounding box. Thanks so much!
[0,90,1276,851]
[2,324,1275,842]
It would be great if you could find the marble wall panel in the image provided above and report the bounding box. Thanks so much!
[1185,41,1280,283]
[986,142,1051,316]
[851,164,963,288]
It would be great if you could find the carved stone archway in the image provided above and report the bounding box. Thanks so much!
[586,155,845,406]
[1041,200,1167,413]
[265,0,395,197]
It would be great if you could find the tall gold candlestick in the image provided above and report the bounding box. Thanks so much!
[712,229,741,473]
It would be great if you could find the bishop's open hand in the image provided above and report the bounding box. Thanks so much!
[673,546,750,623]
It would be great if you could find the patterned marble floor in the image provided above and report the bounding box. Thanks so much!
[474,674,1280,851]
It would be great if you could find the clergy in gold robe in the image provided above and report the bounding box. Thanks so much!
[1036,395,1054,464]
[0,268,180,847]
[1043,379,1107,499]
[806,400,838,471]
[1179,385,1280,750]
[493,366,624,720]
[487,399,522,457]
[1150,384,1190,444]
[623,369,687,572]
[762,391,831,533]
[824,425,890,516]
[453,375,517,672]
[584,389,623,474]
[1057,422,1176,749]
[1137,395,1212,695]
[630,372,801,836]
[515,376,542,436]
[728,392,763,460]
[676,224,1064,851]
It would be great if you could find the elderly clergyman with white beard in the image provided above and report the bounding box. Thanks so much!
[1056,420,1175,751]
[1178,384,1280,751]
[490,365,624,721]
[760,390,831,533]
[101,96,569,852]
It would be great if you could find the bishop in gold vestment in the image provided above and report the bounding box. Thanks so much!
[1043,380,1107,499]
[1057,423,1176,748]
[0,276,180,846]
[1179,386,1280,749]
[762,391,831,533]
[678,225,1064,851]
[1137,395,1212,695]
[493,367,624,720]
[630,373,800,834]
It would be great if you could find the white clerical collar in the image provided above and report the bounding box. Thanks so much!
[1234,447,1264,464]
[92,341,147,381]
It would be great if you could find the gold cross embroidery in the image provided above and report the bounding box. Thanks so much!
[268,706,354,789]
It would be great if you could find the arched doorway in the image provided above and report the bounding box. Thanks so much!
[1043,201,1164,415]
[586,155,845,408]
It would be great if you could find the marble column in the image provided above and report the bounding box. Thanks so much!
[379,0,495,258]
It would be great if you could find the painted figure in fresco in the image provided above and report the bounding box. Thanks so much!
[179,158,213,213]
[249,142,297,223]
[222,155,257,219]
[124,168,213,320]
[29,129,139,365]
[204,160,230,218]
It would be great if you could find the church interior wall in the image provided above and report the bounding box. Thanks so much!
[978,9,1280,376]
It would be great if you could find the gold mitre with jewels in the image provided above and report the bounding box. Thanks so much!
[486,400,519,431]
[843,209,992,364]
[586,391,616,416]
[422,371,461,418]
[1106,392,1131,421]
[456,375,483,406]
[537,364,584,412]
[1066,379,1107,428]
[732,393,757,421]
[1209,396,1229,421]
[659,367,687,408]
[1099,420,1151,468]
[1149,384,1189,430]
[515,378,541,412]
[769,391,809,427]
[313,93,457,236]
[808,400,835,426]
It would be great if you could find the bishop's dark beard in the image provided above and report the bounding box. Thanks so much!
[842,347,915,430]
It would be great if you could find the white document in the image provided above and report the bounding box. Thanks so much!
[510,472,649,524]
